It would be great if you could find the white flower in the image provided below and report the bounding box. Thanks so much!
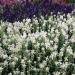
[8,73,12,75]
[66,46,73,55]
[31,50,35,54]
[33,67,37,71]
[50,40,53,44]
[42,60,47,66]
[72,22,75,28]
[42,47,45,50]
[61,22,68,31]
[22,32,27,38]
[55,61,62,66]
[55,29,59,34]
[60,62,69,69]
[4,60,8,66]
[45,42,50,49]
[73,52,75,58]
[53,71,60,75]
[46,67,49,72]
[30,37,36,43]
[65,35,68,40]
[21,59,25,64]
[53,44,58,50]
[54,37,58,43]
[39,63,45,68]
[50,51,58,59]
[40,31,47,38]
[67,13,71,19]
[70,34,75,42]
[64,57,68,62]
[25,50,29,53]
[11,61,16,67]
[63,18,67,22]
[61,29,66,36]
[34,19,39,24]
[7,27,12,33]
[23,19,25,22]
[59,51,63,57]
[51,27,54,32]
[1,12,75,74]
[67,18,73,24]
[46,56,49,61]
[13,57,18,61]
[26,18,31,24]
[16,68,20,74]
[28,60,31,63]
[60,15,63,20]
[21,72,25,75]
[0,67,3,72]
[37,57,41,61]
[72,74,75,75]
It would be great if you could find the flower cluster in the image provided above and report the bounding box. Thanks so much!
[0,0,74,22]
[0,13,75,75]
[0,0,66,5]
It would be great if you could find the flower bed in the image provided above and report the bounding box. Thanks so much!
[0,0,74,22]
[0,12,75,75]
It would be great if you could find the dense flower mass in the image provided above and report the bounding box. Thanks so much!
[0,0,74,22]
[0,0,16,5]
[0,12,75,75]
[0,0,66,5]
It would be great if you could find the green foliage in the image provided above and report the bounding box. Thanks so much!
[66,64,74,75]
[49,60,56,75]
[57,33,65,53]
[27,40,33,50]
[1,65,13,75]
[70,42,75,52]
[67,0,75,3]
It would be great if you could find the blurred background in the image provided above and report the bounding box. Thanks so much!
[0,0,74,6]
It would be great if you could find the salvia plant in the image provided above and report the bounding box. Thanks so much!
[0,11,75,75]
[0,0,74,22]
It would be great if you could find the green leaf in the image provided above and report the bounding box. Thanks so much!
[27,40,33,50]
[57,33,65,53]
[66,64,74,75]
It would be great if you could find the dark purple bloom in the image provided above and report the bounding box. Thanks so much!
[0,0,74,22]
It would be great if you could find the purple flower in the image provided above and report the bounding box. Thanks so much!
[0,1,74,22]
